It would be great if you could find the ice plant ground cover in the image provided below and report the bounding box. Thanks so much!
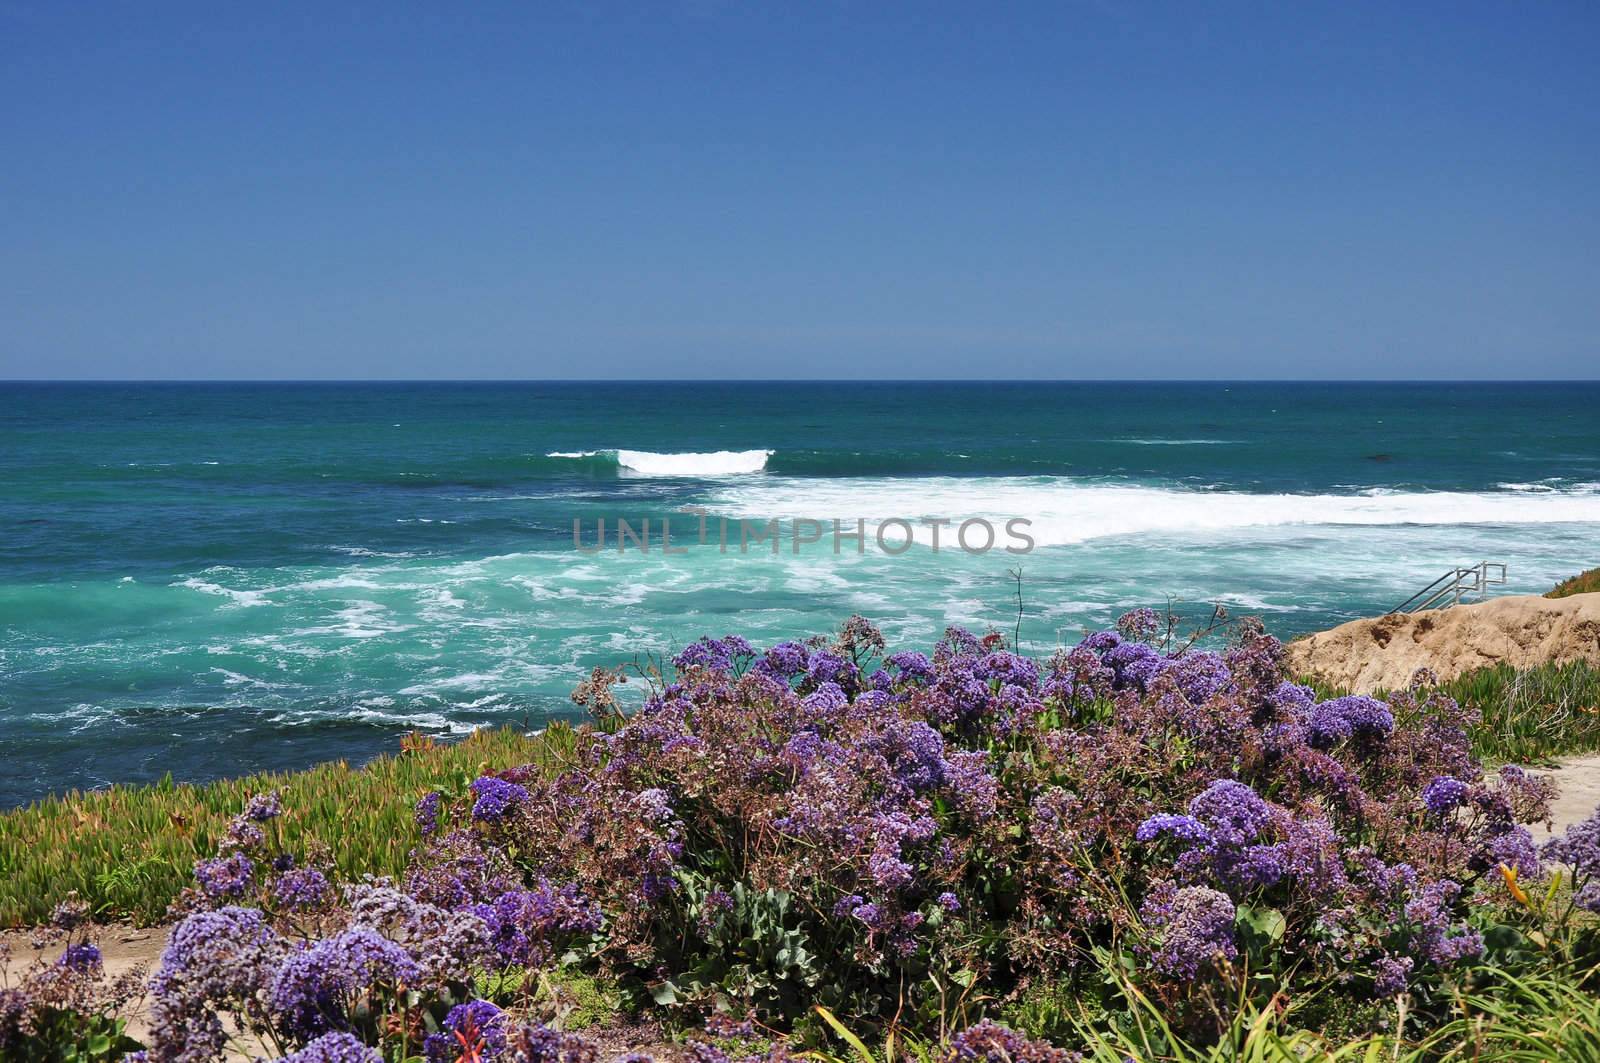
[0,728,552,926]
[5,613,1600,1061]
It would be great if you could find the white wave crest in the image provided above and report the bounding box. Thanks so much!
[545,448,772,475]
[702,478,1600,548]
[1105,438,1241,446]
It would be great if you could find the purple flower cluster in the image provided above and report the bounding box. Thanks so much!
[673,635,753,674]
[414,791,442,836]
[117,614,1585,1061]
[269,927,423,1040]
[273,868,331,912]
[1116,607,1161,642]
[1145,886,1238,979]
[193,853,254,900]
[943,1020,1079,1063]
[424,1000,506,1063]
[469,879,603,967]
[57,942,102,975]
[1138,780,1286,892]
[1544,809,1600,911]
[282,1033,382,1063]
[1422,776,1469,816]
[1304,695,1395,749]
[470,776,530,823]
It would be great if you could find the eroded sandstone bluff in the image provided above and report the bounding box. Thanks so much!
[1285,591,1600,694]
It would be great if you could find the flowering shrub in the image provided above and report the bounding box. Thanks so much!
[10,614,1600,1060]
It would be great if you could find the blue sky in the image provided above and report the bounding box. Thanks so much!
[1,2,1595,380]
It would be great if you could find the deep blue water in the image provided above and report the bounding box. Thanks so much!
[3,381,1598,806]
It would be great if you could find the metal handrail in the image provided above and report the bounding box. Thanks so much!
[1390,562,1506,614]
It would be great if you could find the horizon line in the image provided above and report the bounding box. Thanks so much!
[5,377,1600,386]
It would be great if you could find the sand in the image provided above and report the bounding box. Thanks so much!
[1284,591,1600,694]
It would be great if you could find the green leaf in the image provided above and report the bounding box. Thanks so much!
[815,1004,877,1063]
[1237,905,1286,945]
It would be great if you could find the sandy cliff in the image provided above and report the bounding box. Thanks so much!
[1284,591,1600,694]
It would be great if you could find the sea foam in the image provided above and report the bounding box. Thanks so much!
[703,477,1600,548]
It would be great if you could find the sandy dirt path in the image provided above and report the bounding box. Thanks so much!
[1541,752,1600,839]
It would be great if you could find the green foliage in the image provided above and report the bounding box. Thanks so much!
[0,726,554,925]
[1546,566,1600,600]
[533,969,625,1030]
[1001,980,1081,1045]
[643,873,823,1019]
[1,1011,142,1063]
[1417,966,1600,1061]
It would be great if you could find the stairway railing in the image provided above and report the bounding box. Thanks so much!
[1390,562,1507,615]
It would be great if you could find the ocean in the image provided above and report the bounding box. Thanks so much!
[3,380,1598,807]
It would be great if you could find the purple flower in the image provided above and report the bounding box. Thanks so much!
[1305,695,1395,749]
[194,852,255,899]
[1136,814,1213,846]
[802,651,859,694]
[1372,954,1413,997]
[1104,641,1168,691]
[945,1020,1076,1063]
[883,651,934,685]
[1269,682,1317,716]
[974,651,1040,691]
[833,894,865,918]
[148,907,285,1062]
[269,928,421,1039]
[274,868,332,912]
[1188,780,1272,847]
[1422,776,1469,816]
[1402,879,1483,967]
[1147,886,1237,979]
[944,752,999,821]
[673,636,738,673]
[470,776,529,823]
[469,880,602,967]
[1078,630,1122,652]
[504,1021,601,1063]
[937,891,962,912]
[802,681,849,714]
[1166,651,1231,704]
[425,1000,505,1063]
[243,791,285,822]
[284,1032,383,1063]
[414,791,442,836]
[757,641,809,678]
[57,942,102,975]
[1543,809,1600,911]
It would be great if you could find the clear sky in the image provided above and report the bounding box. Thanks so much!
[1,1,1595,380]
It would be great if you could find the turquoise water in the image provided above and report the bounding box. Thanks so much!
[3,381,1599,806]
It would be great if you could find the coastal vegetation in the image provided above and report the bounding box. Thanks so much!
[0,728,548,926]
[1548,566,1600,599]
[5,614,1600,1060]
[1305,659,1600,766]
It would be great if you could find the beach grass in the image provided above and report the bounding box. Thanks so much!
[0,725,561,927]
[1547,565,1600,599]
